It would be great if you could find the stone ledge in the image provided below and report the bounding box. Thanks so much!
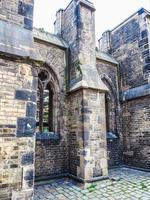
[120,83,150,101]
[35,172,108,184]
[96,51,118,65]
[36,132,60,142]
[68,65,109,93]
[16,117,36,137]
[33,28,68,49]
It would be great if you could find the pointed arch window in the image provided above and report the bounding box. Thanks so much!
[101,75,119,139]
[36,69,54,133]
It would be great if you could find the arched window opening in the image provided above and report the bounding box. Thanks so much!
[36,68,58,134]
[105,93,116,134]
[101,75,118,139]
[105,93,110,133]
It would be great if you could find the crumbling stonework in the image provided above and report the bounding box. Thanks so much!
[0,0,150,199]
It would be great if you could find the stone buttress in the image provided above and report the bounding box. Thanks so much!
[55,0,109,181]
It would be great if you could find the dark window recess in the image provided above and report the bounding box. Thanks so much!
[105,93,118,140]
[105,94,110,133]
[36,70,54,133]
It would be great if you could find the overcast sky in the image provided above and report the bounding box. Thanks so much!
[34,0,150,42]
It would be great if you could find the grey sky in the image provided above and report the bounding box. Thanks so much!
[34,0,150,42]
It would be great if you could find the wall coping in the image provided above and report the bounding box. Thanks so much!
[120,83,150,101]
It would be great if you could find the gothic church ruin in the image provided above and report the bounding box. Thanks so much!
[0,0,150,199]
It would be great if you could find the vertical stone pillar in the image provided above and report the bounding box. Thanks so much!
[54,9,64,36]
[61,0,108,181]
[82,90,108,180]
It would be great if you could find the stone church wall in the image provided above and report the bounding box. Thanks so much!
[0,0,34,30]
[122,96,150,169]
[110,9,150,169]
[1,1,150,200]
[0,0,37,199]
[111,9,149,89]
[0,58,36,199]
[96,58,123,167]
[33,37,69,179]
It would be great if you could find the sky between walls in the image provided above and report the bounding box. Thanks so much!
[34,0,150,44]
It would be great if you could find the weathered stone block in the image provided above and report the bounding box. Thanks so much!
[24,169,34,187]
[24,17,33,30]
[16,117,36,137]
[12,189,33,200]
[141,30,147,38]
[0,20,34,57]
[18,1,33,18]
[138,38,148,47]
[143,64,150,72]
[15,90,36,102]
[21,152,34,166]
[26,102,36,117]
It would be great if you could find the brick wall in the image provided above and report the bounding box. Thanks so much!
[122,96,150,169]
[35,140,68,178]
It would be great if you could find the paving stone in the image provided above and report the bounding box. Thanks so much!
[34,168,150,200]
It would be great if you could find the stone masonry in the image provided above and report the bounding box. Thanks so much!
[57,0,108,181]
[0,0,150,200]
[99,7,150,170]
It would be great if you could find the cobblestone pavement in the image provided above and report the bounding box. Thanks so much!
[34,168,150,200]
